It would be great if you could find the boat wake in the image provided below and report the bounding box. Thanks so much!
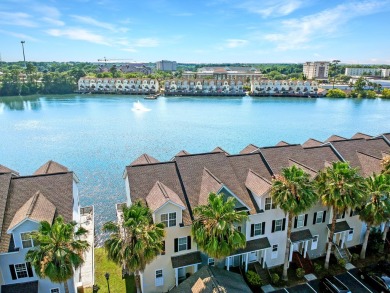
[131,100,151,112]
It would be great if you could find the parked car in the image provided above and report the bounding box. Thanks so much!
[378,260,390,275]
[319,276,351,293]
[359,266,390,292]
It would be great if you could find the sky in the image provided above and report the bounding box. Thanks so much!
[1,0,390,64]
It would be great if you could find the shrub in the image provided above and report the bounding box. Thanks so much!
[271,273,280,285]
[382,88,390,99]
[314,263,322,274]
[296,268,305,279]
[366,90,377,99]
[246,270,262,286]
[338,258,346,268]
[326,88,347,98]
[351,253,359,262]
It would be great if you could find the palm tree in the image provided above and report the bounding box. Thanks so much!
[191,193,248,260]
[359,173,390,259]
[382,155,390,175]
[315,162,365,269]
[26,216,90,293]
[103,200,165,293]
[271,165,317,281]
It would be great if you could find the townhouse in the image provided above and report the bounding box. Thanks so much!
[251,80,319,96]
[78,77,159,94]
[120,132,390,293]
[164,79,245,96]
[0,161,94,293]
[183,66,262,81]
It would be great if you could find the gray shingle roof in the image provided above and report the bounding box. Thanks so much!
[291,229,314,243]
[233,238,271,255]
[1,280,38,293]
[171,251,202,269]
[260,144,304,175]
[33,160,69,175]
[351,132,373,139]
[302,138,323,148]
[239,144,259,154]
[245,170,271,197]
[325,135,347,142]
[0,165,19,176]
[327,221,351,233]
[130,153,159,166]
[145,181,185,212]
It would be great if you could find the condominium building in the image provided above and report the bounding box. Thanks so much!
[0,161,94,293]
[345,68,382,77]
[120,132,390,293]
[183,66,262,81]
[251,80,319,95]
[78,77,159,94]
[156,60,177,72]
[303,61,330,80]
[164,79,244,96]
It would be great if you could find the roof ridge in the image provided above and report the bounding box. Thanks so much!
[45,161,53,174]
[356,151,382,160]
[248,169,271,184]
[203,167,222,184]
[156,181,170,199]
[288,158,318,173]
[144,154,152,164]
[26,191,40,217]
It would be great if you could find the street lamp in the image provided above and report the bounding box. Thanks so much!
[331,60,340,89]
[20,41,26,68]
[105,272,110,293]
[92,284,100,293]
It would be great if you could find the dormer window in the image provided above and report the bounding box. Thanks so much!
[161,212,176,227]
[20,232,34,249]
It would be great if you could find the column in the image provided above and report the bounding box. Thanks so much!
[263,249,267,268]
[194,264,198,273]
[289,242,293,262]
[245,253,249,272]
[304,240,308,258]
[175,268,178,287]
[227,257,230,271]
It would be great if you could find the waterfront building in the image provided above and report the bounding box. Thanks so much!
[183,66,262,81]
[119,132,390,293]
[251,79,319,96]
[156,60,177,72]
[0,161,94,293]
[78,77,159,94]
[164,79,244,96]
[303,61,329,80]
[345,67,382,77]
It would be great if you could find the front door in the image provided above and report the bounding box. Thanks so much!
[178,268,186,282]
[249,251,257,263]
[232,255,241,267]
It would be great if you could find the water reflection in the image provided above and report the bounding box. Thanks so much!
[0,96,41,111]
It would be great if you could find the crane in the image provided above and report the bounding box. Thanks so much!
[97,57,135,64]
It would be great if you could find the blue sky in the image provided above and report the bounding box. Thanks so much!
[1,0,390,64]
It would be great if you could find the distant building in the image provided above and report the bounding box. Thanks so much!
[156,60,177,71]
[303,61,329,80]
[98,63,152,75]
[183,66,262,81]
[345,67,382,77]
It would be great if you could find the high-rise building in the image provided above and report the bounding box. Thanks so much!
[303,61,330,80]
[156,60,177,71]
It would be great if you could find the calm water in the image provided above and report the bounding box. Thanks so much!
[1,95,389,243]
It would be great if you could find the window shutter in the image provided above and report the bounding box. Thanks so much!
[187,236,191,250]
[174,238,178,253]
[313,212,317,225]
[9,265,17,280]
[262,222,266,235]
[161,241,166,255]
[272,220,275,233]
[322,211,326,223]
[304,214,308,227]
[294,217,297,228]
[282,218,286,231]
[250,224,254,237]
[26,262,33,277]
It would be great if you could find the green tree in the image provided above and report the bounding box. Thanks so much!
[271,165,317,280]
[381,88,390,99]
[358,173,390,259]
[25,216,90,293]
[191,193,248,260]
[326,88,347,98]
[103,201,165,292]
[315,162,365,269]
[365,90,377,99]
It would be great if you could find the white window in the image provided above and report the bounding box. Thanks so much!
[297,215,305,228]
[178,237,188,251]
[271,245,278,259]
[15,263,28,279]
[161,212,176,227]
[20,232,34,249]
[208,258,215,266]
[274,219,283,232]
[347,228,354,241]
[311,235,318,250]
[265,197,275,210]
[155,269,163,286]
[316,211,324,224]
[51,289,60,293]
[254,223,263,236]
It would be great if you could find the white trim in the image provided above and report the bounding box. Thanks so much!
[155,269,164,287]
[217,185,250,211]
[7,218,39,233]
[50,288,60,293]
[20,232,34,249]
[153,200,186,214]
[160,212,177,227]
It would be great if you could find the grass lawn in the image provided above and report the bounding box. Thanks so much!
[83,247,136,293]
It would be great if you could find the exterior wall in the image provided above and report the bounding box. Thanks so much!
[73,179,80,223]
[156,60,177,71]
[303,62,329,80]
[345,68,381,77]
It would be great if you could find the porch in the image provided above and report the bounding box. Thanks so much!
[289,229,315,273]
[327,221,353,248]
[171,251,202,286]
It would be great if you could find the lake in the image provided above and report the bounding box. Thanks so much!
[1,95,389,244]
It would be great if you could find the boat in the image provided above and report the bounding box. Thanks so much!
[132,100,151,112]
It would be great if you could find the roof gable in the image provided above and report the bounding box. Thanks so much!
[146,181,185,212]
[130,153,159,166]
[276,141,289,146]
[198,168,223,205]
[288,158,318,178]
[0,165,19,176]
[356,151,383,177]
[325,134,347,142]
[302,138,323,148]
[8,191,56,232]
[351,132,372,139]
[239,144,259,154]
[211,146,229,155]
[245,169,271,197]
[34,160,69,175]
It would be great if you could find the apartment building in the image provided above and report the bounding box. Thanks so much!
[251,80,319,95]
[121,132,390,293]
[78,77,159,94]
[303,61,330,80]
[164,79,244,96]
[183,66,262,81]
[345,67,389,77]
[156,60,177,72]
[0,161,94,293]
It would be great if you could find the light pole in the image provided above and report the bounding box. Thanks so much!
[105,272,110,293]
[92,284,100,293]
[331,60,340,89]
[20,41,26,68]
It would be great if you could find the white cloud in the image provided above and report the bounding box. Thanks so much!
[0,11,38,27]
[239,0,303,18]
[33,4,61,19]
[70,15,117,32]
[46,28,110,45]
[134,38,159,47]
[225,39,248,48]
[41,17,65,26]
[0,29,38,41]
[263,0,390,50]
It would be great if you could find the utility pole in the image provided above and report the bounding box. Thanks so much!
[21,41,26,68]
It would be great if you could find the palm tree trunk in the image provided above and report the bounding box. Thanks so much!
[325,208,337,270]
[283,214,292,281]
[135,271,142,293]
[360,224,371,259]
[63,281,69,293]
